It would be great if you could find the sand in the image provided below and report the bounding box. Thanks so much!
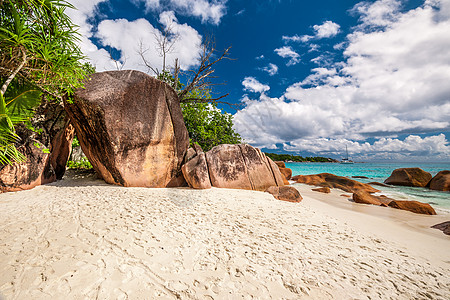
[0,171,449,299]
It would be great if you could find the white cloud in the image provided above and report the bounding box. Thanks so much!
[261,63,279,76]
[313,21,341,38]
[236,0,450,160]
[95,13,202,72]
[282,35,312,43]
[283,134,450,161]
[135,0,227,24]
[274,46,300,66]
[283,20,340,43]
[351,0,401,28]
[242,77,270,94]
[66,0,119,70]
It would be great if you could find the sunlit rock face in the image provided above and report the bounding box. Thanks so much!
[66,70,189,187]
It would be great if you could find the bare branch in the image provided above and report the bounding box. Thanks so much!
[178,37,232,102]
[173,58,180,90]
[137,40,159,76]
[181,94,243,111]
[153,22,179,73]
[137,30,233,106]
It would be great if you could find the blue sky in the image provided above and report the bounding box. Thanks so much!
[67,0,450,161]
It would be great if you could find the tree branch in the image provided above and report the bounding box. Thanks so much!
[1,48,27,96]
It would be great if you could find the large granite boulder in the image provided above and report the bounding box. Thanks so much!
[384,168,432,187]
[50,122,75,180]
[275,161,285,168]
[0,141,56,192]
[266,186,302,203]
[279,167,292,181]
[292,173,379,194]
[181,153,211,189]
[274,161,292,182]
[428,170,450,192]
[65,70,189,187]
[388,200,436,215]
[205,144,284,191]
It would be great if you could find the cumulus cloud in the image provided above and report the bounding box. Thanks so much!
[274,46,300,66]
[313,21,341,38]
[283,134,450,161]
[350,0,401,29]
[242,77,270,93]
[67,0,203,73]
[95,13,202,72]
[66,0,119,70]
[235,0,450,160]
[261,63,279,76]
[134,0,227,24]
[283,20,340,43]
[282,35,312,43]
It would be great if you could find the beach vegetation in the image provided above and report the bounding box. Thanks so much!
[181,101,241,151]
[66,157,92,170]
[0,0,91,164]
[156,71,241,151]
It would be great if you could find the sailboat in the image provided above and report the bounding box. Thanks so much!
[340,145,354,164]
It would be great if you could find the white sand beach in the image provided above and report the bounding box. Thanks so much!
[1,171,449,299]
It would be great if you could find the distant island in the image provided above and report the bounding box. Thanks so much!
[264,152,338,163]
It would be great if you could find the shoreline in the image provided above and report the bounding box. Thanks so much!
[285,161,450,211]
[0,173,449,299]
[294,183,450,264]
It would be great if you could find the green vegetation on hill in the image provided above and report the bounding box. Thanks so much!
[264,152,336,163]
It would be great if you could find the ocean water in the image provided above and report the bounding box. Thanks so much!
[286,162,450,211]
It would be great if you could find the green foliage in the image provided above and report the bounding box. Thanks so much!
[32,141,50,153]
[0,0,91,164]
[181,102,242,151]
[264,152,334,163]
[0,91,29,164]
[0,0,90,96]
[72,136,80,147]
[67,157,93,170]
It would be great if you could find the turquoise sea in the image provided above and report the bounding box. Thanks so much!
[286,162,450,212]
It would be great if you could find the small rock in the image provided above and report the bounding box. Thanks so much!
[312,187,331,193]
[266,186,302,203]
[293,173,379,194]
[352,191,392,206]
[388,200,436,215]
[431,221,450,235]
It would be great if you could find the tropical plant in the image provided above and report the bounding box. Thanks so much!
[0,0,90,164]
[181,101,242,151]
[0,81,42,164]
[154,71,242,151]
